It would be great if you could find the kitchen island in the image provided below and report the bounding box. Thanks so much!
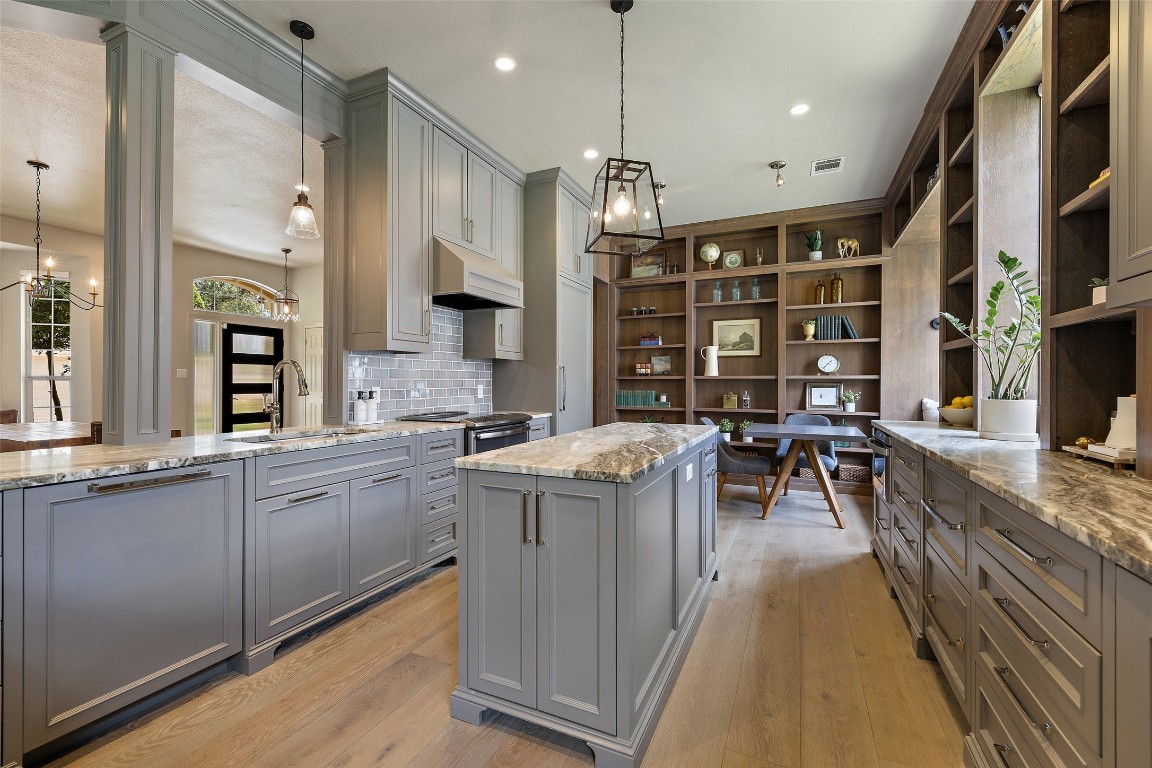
[450,422,719,768]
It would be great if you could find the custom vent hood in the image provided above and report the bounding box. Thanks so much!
[432,237,524,310]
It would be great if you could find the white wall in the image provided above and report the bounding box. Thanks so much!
[287,263,324,427]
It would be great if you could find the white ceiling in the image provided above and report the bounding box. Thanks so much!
[231,0,973,226]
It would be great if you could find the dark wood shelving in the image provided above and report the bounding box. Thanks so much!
[941,338,972,351]
[781,255,887,274]
[948,129,974,167]
[1047,304,1137,329]
[1059,0,1099,13]
[786,300,881,311]
[616,375,684,381]
[784,338,880,345]
[981,0,1044,96]
[785,409,880,417]
[616,312,686,320]
[692,375,777,380]
[695,408,778,415]
[785,374,880,381]
[615,407,686,412]
[1059,58,1109,115]
[947,265,975,286]
[1058,177,1110,217]
[617,344,686,350]
[691,297,777,308]
[612,273,688,287]
[948,197,975,226]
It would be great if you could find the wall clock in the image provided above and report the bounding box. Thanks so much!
[817,354,840,375]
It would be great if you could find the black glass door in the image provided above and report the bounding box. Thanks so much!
[221,323,284,433]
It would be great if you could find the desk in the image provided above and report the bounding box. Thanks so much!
[741,422,867,528]
[0,422,96,453]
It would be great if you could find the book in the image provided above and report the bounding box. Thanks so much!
[841,315,860,339]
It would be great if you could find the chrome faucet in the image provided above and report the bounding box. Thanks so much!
[264,359,310,434]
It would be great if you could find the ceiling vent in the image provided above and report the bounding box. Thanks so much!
[811,157,844,176]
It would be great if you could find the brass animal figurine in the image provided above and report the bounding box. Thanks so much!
[837,237,860,259]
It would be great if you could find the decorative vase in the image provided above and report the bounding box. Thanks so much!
[831,272,844,303]
[750,277,761,300]
[730,281,741,301]
[712,280,723,303]
[809,250,823,261]
[802,321,816,341]
[814,280,826,304]
[844,402,856,413]
[978,398,1039,442]
[721,432,731,442]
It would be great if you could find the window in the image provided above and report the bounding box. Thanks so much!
[193,277,274,317]
[27,277,72,422]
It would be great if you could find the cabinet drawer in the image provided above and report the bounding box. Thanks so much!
[419,458,459,495]
[253,438,416,500]
[889,528,921,632]
[891,494,920,565]
[924,541,970,711]
[528,417,551,441]
[702,439,718,469]
[975,616,1096,768]
[420,430,463,462]
[975,488,1102,649]
[421,486,459,525]
[975,547,1102,764]
[873,494,893,564]
[974,665,1044,768]
[923,458,972,585]
[892,470,922,535]
[891,441,922,491]
[420,514,459,563]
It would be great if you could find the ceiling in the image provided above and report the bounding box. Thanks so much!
[231,0,973,226]
[2,0,974,266]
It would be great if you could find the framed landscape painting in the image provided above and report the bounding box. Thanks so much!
[712,318,761,356]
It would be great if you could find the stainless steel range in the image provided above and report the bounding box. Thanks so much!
[395,411,533,454]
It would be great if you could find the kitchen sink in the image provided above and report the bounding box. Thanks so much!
[225,428,358,444]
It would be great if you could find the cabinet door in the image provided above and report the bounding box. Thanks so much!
[557,187,581,282]
[254,481,350,644]
[1116,568,1152,766]
[468,152,498,259]
[571,196,592,286]
[495,174,523,356]
[675,451,704,628]
[22,464,243,749]
[535,476,617,733]
[432,128,468,247]
[349,469,418,597]
[466,472,537,707]
[1112,0,1152,294]
[389,98,433,351]
[556,276,593,434]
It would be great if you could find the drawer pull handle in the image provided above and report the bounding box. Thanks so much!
[895,563,915,586]
[896,489,915,506]
[993,666,1053,736]
[993,528,1053,567]
[876,517,889,531]
[428,470,456,482]
[992,597,1050,652]
[536,490,546,546]
[897,455,917,469]
[922,498,964,530]
[372,473,403,484]
[992,743,1013,768]
[522,489,533,544]
[429,498,455,512]
[704,445,717,457]
[429,529,455,545]
[894,523,916,548]
[428,440,456,451]
[87,468,211,495]
[922,594,964,651]
[531,426,545,432]
[288,490,329,504]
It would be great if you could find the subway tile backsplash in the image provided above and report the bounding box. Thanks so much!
[346,306,493,421]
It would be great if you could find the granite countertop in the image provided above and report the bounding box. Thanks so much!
[0,422,463,491]
[873,421,1152,581]
[456,422,718,483]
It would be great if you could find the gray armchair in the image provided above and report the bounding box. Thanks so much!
[774,413,838,494]
[700,417,776,517]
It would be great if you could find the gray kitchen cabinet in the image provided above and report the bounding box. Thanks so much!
[349,468,419,596]
[528,415,551,441]
[432,127,498,260]
[254,481,350,644]
[1116,568,1152,767]
[1110,0,1152,306]
[347,88,432,352]
[21,464,243,750]
[464,171,525,360]
[558,185,593,286]
[493,168,594,433]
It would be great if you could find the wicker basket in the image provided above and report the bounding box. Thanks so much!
[798,467,817,479]
[838,464,871,483]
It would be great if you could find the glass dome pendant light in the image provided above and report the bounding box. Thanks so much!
[270,247,302,322]
[285,20,320,240]
[585,0,664,257]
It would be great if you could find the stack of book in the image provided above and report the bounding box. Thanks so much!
[616,390,658,407]
[639,334,663,347]
[813,315,860,340]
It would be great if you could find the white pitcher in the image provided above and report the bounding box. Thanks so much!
[700,345,719,377]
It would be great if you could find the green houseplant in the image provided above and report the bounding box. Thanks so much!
[638,414,659,424]
[739,419,754,442]
[717,418,735,442]
[841,389,861,412]
[804,230,823,261]
[940,250,1041,440]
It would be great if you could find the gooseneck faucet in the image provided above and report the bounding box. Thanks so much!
[264,359,310,434]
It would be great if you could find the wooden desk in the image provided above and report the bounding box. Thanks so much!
[0,422,96,453]
[741,422,868,528]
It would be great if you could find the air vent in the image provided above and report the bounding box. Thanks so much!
[811,157,844,176]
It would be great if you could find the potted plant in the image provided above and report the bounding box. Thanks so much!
[941,251,1041,441]
[739,419,754,442]
[802,319,817,341]
[717,418,735,442]
[804,230,823,261]
[639,414,659,424]
[841,389,861,412]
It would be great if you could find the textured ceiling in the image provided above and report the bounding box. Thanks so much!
[0,26,325,267]
[231,0,973,226]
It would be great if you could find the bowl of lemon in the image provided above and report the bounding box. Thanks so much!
[940,396,975,427]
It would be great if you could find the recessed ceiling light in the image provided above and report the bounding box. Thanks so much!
[494,56,517,72]
[789,103,811,116]
[583,148,600,160]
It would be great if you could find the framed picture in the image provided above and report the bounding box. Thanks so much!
[630,251,665,278]
[650,355,672,375]
[805,382,844,411]
[712,318,761,356]
[722,249,744,269]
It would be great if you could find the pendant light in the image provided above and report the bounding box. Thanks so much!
[269,247,301,322]
[585,0,664,257]
[769,160,786,188]
[0,161,101,309]
[285,20,320,239]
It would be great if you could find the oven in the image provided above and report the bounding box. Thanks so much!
[869,426,892,504]
[466,422,530,454]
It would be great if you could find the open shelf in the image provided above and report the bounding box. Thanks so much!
[1059,58,1110,115]
[1048,303,1137,329]
[617,312,686,320]
[1058,177,1110,217]
[785,409,880,417]
[611,273,688,287]
[947,265,975,286]
[787,300,880,311]
[616,376,683,381]
[695,408,777,415]
[615,407,686,412]
[785,338,880,345]
[692,297,778,308]
[785,374,880,381]
[782,255,887,273]
[981,0,1044,96]
[948,129,974,167]
[948,197,975,226]
[941,338,973,352]
[693,375,777,380]
[617,344,687,350]
[1059,0,1100,13]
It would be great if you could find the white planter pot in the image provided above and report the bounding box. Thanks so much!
[978,398,1038,442]
[844,402,856,412]
[809,250,823,261]
[721,433,731,442]
[1092,285,1108,305]
[743,436,754,443]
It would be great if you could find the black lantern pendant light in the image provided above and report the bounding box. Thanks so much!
[585,0,664,256]
[285,20,320,239]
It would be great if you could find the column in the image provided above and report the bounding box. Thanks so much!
[101,24,174,444]
[322,138,349,425]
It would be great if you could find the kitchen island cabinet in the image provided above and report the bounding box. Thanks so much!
[451,423,718,768]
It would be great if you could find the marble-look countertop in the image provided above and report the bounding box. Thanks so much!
[873,421,1152,581]
[0,422,463,491]
[456,422,717,483]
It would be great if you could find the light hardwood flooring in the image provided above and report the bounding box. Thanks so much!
[49,489,965,768]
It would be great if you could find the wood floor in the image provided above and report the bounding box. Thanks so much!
[49,489,966,768]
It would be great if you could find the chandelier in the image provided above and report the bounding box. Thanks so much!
[267,247,301,322]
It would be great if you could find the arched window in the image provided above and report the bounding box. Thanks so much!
[192,277,275,317]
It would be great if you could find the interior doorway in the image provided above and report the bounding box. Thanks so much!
[220,323,283,433]
[303,325,324,425]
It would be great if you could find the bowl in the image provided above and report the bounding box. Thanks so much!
[939,407,975,427]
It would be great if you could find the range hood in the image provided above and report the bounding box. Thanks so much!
[432,238,524,310]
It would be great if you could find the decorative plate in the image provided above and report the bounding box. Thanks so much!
[723,250,743,269]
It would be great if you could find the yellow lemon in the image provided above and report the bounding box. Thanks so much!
[951,396,963,406]
[962,395,974,407]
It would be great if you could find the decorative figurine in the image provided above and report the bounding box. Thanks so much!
[836,237,860,259]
